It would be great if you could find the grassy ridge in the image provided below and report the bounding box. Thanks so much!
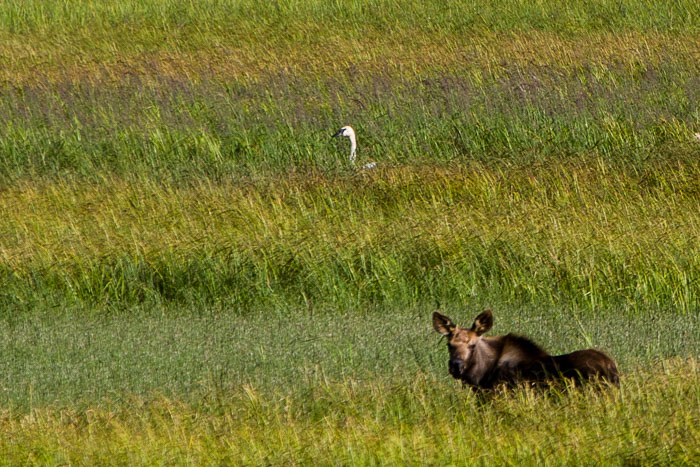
[1,359,698,464]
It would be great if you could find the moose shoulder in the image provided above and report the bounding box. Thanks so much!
[432,310,619,389]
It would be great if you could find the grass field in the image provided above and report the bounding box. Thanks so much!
[1,360,698,464]
[1,0,699,464]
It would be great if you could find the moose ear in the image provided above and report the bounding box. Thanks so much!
[471,309,493,336]
[433,312,456,336]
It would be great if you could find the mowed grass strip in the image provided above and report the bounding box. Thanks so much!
[1,161,698,311]
[0,359,697,465]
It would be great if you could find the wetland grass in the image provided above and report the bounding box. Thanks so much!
[0,0,698,464]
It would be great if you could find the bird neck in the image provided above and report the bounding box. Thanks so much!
[348,133,357,163]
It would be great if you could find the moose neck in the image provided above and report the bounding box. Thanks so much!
[463,340,495,386]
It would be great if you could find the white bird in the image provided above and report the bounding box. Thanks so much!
[694,133,700,142]
[332,125,377,170]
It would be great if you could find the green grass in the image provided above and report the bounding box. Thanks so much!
[0,2,698,182]
[1,55,697,181]
[1,304,698,408]
[1,359,698,464]
[2,162,698,314]
[0,0,699,464]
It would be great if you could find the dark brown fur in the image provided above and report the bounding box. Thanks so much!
[433,310,619,389]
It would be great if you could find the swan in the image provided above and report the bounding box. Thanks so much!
[332,126,377,170]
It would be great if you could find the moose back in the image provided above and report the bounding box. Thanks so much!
[432,310,619,389]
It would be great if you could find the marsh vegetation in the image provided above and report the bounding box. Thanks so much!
[0,0,698,463]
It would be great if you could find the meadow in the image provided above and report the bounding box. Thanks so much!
[0,0,699,464]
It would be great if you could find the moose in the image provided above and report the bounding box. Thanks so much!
[432,310,619,389]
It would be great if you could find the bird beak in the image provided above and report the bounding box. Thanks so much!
[332,129,343,138]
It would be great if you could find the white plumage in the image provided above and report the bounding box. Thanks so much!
[332,126,377,170]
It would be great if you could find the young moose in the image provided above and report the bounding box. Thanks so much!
[433,310,619,389]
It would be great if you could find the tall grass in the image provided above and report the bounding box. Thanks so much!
[0,1,698,462]
[1,56,697,181]
[1,359,698,464]
[1,4,699,314]
[0,1,698,182]
[2,162,699,314]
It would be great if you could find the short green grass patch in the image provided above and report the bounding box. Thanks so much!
[1,304,697,408]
